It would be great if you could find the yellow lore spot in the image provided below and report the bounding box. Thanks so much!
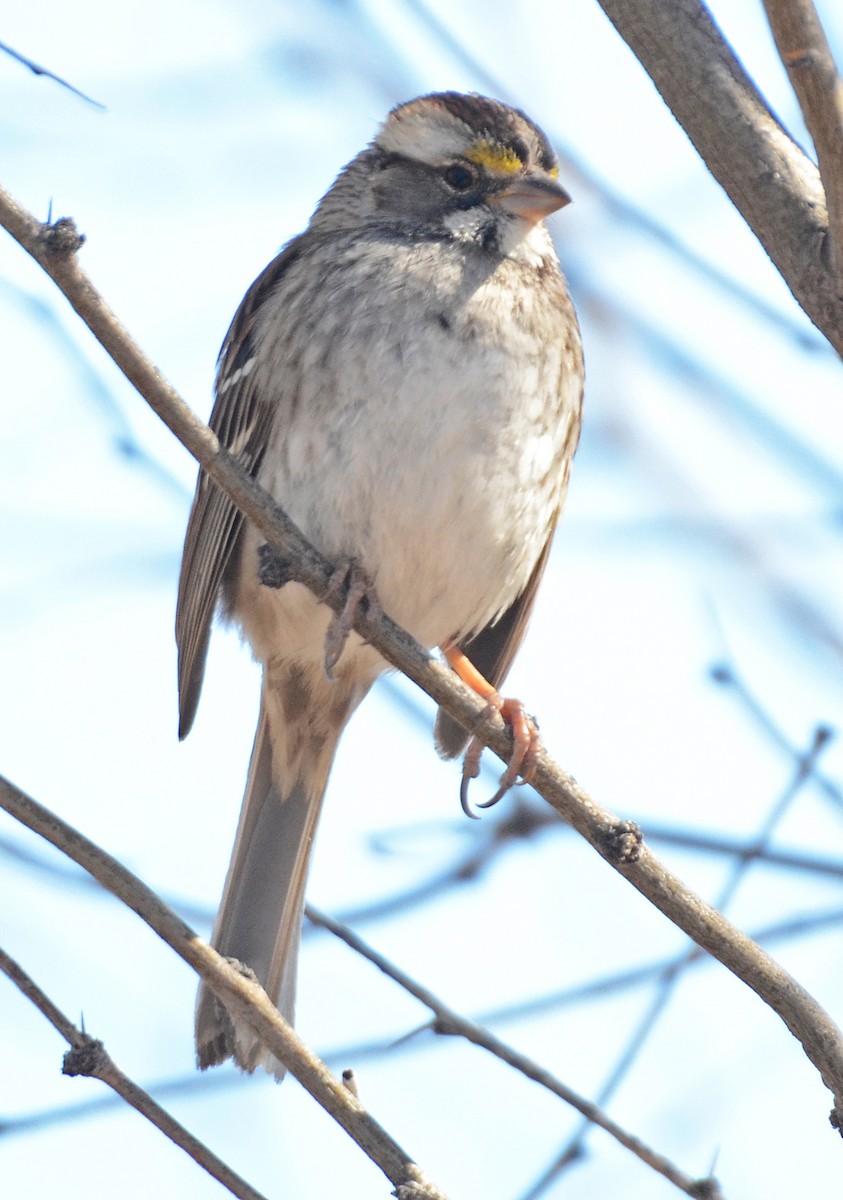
[465,139,522,175]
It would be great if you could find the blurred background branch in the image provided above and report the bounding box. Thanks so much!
[0,38,105,108]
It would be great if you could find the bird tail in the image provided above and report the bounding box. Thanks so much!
[195,668,362,1077]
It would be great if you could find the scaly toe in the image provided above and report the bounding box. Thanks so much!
[323,560,378,678]
[460,697,541,814]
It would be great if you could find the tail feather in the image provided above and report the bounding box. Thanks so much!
[196,670,362,1076]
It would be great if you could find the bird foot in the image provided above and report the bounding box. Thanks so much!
[322,559,381,678]
[459,695,540,818]
[441,642,540,817]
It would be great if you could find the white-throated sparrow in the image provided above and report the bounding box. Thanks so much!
[177,92,584,1075]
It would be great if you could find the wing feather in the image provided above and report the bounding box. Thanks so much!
[175,238,304,738]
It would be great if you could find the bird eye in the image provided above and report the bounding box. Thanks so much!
[443,163,476,191]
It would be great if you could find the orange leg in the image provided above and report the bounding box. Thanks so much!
[442,643,540,817]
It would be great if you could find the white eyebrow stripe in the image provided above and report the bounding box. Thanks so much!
[376,108,473,164]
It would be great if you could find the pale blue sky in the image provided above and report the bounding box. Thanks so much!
[2,3,843,1198]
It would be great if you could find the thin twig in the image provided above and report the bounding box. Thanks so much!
[0,769,542,936]
[0,774,447,1200]
[710,661,843,810]
[0,40,105,109]
[307,905,722,1198]
[5,804,843,1063]
[5,902,843,1143]
[0,947,268,1200]
[0,830,215,926]
[471,905,843,1029]
[762,0,843,282]
[2,182,843,1128]
[528,724,832,1198]
[574,280,843,499]
[645,826,843,878]
[0,274,188,499]
[10,787,843,947]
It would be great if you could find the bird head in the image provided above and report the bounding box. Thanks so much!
[310,92,570,255]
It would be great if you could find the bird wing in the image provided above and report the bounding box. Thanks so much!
[176,237,305,739]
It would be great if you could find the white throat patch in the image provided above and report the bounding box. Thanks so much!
[498,216,553,267]
[443,208,553,267]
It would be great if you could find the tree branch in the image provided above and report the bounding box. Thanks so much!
[762,0,843,283]
[594,0,843,356]
[0,774,447,1200]
[2,182,843,1130]
[307,906,722,1198]
[0,947,268,1200]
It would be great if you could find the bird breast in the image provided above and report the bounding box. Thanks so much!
[233,229,582,663]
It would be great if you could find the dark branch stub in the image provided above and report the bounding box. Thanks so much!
[62,1035,108,1078]
[257,542,295,589]
[40,217,85,258]
[688,1177,726,1200]
[604,820,644,866]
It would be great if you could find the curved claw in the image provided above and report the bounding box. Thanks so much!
[474,785,512,811]
[459,739,485,819]
[458,697,541,816]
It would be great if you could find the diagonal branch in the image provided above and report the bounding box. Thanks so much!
[530,724,833,1195]
[9,900,843,1144]
[0,39,105,109]
[594,0,843,356]
[306,906,723,1198]
[2,183,843,1131]
[0,948,268,1200]
[762,0,843,284]
[0,774,446,1200]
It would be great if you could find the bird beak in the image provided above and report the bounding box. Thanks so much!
[494,173,572,224]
